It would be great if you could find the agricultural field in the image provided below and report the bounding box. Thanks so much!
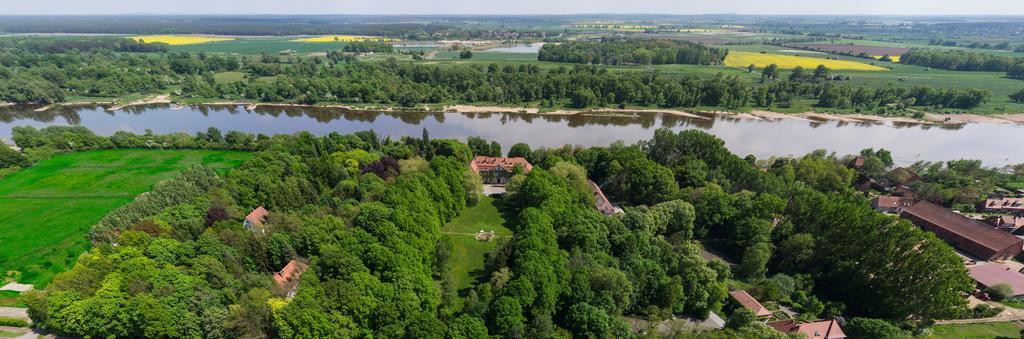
[168,37,346,54]
[292,35,398,42]
[0,149,250,287]
[130,35,234,45]
[433,50,538,61]
[724,50,890,71]
[795,43,909,60]
[440,196,512,293]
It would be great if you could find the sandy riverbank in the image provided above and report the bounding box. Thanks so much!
[106,95,171,111]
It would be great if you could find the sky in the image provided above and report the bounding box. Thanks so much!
[3,0,1024,16]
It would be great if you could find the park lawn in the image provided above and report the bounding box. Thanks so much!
[922,322,1024,339]
[441,196,512,293]
[0,291,24,307]
[0,149,250,287]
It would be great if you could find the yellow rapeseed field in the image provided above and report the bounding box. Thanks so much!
[725,51,888,71]
[130,35,234,45]
[873,55,901,63]
[292,35,399,43]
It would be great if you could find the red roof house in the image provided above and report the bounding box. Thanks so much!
[871,196,915,213]
[589,180,621,216]
[244,206,269,233]
[274,260,308,297]
[729,290,773,317]
[901,201,1023,261]
[982,198,1024,215]
[968,263,1024,298]
[469,156,532,184]
[768,319,846,339]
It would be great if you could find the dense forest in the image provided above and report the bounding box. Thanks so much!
[6,125,976,338]
[538,39,728,66]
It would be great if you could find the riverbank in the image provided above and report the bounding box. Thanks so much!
[28,96,1024,126]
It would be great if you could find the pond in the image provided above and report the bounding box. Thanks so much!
[1,104,1022,166]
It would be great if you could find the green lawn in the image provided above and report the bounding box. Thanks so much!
[922,322,1024,339]
[441,196,512,293]
[0,149,250,286]
[0,291,23,307]
[168,37,347,54]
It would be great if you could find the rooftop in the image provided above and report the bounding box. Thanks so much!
[968,263,1024,297]
[901,201,1022,259]
[729,290,772,317]
[768,319,846,339]
[273,260,308,291]
[245,206,269,226]
[470,156,533,174]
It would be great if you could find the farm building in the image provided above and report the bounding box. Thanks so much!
[589,180,622,216]
[767,319,846,339]
[469,156,532,184]
[901,201,1023,261]
[847,156,866,169]
[981,198,1024,215]
[274,260,308,298]
[984,215,1024,233]
[728,290,772,317]
[871,196,915,214]
[968,263,1024,299]
[244,206,269,234]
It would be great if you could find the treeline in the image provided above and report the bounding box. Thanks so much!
[901,48,1024,78]
[0,36,167,53]
[928,38,1024,52]
[538,39,728,66]
[340,41,394,53]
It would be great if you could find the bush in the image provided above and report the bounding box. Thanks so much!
[0,316,29,327]
[986,283,1014,301]
[844,317,908,339]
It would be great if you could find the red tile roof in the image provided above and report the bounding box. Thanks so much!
[729,290,772,317]
[273,260,308,291]
[469,156,532,174]
[768,319,846,339]
[589,180,617,215]
[245,206,269,226]
[871,196,915,209]
[985,198,1024,211]
[968,263,1024,297]
[901,201,1023,260]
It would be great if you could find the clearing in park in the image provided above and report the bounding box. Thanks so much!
[130,35,235,45]
[724,51,889,71]
[441,196,513,294]
[0,149,250,287]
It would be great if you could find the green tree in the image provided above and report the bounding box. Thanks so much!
[844,318,908,339]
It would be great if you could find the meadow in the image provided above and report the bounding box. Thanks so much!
[131,35,234,45]
[292,35,397,42]
[0,149,250,286]
[440,196,512,293]
[920,322,1024,339]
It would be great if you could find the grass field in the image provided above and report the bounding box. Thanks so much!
[131,35,234,45]
[292,35,397,43]
[441,196,512,293]
[0,291,23,307]
[921,322,1024,339]
[725,51,889,71]
[168,37,346,54]
[0,149,250,286]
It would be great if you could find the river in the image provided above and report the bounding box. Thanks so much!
[1,104,1021,166]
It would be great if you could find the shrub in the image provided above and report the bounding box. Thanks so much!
[0,316,29,327]
[986,283,1014,301]
[844,317,908,339]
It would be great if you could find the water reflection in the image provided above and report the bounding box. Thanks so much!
[0,104,1017,166]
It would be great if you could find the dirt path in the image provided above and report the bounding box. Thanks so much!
[0,307,28,320]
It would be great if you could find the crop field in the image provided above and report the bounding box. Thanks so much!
[0,149,250,286]
[292,35,398,42]
[441,196,512,293]
[168,37,344,54]
[724,51,890,70]
[796,43,909,58]
[131,35,234,45]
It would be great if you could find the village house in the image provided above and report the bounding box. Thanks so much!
[846,156,866,169]
[728,290,773,318]
[983,215,1024,234]
[981,197,1024,215]
[901,201,1024,261]
[244,206,269,234]
[870,196,915,214]
[767,319,846,339]
[968,263,1024,299]
[469,156,532,184]
[589,180,623,216]
[274,260,308,298]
